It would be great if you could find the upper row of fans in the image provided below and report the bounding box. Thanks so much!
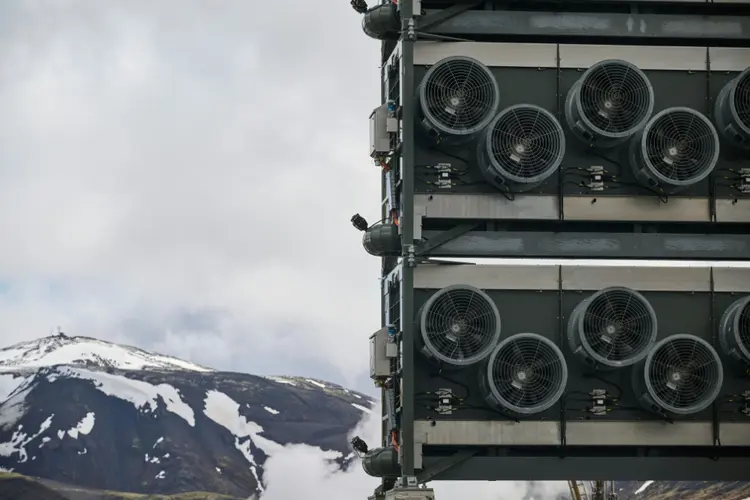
[417,56,750,193]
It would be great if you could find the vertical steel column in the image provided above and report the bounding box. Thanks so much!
[398,0,417,478]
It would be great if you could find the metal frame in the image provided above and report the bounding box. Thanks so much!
[375,0,750,493]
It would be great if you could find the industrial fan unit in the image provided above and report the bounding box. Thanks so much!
[714,67,750,150]
[417,284,501,368]
[567,286,658,369]
[633,334,724,416]
[565,59,654,148]
[719,295,750,365]
[477,104,566,192]
[416,56,501,147]
[479,332,568,416]
[630,107,720,193]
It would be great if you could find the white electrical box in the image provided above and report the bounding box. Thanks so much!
[370,326,396,379]
[370,104,391,157]
[386,488,435,500]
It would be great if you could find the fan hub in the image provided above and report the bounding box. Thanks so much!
[450,319,468,335]
[516,370,528,381]
[670,371,683,382]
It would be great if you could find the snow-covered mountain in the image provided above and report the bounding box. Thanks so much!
[0,334,373,498]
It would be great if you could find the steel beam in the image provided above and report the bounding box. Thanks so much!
[420,230,750,260]
[420,9,750,45]
[399,0,417,479]
[421,456,750,481]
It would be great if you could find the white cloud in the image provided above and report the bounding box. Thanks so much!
[260,407,569,500]
[0,0,383,386]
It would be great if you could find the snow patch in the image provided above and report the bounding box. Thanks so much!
[203,389,284,490]
[351,403,371,414]
[153,436,164,448]
[263,406,279,415]
[352,394,362,399]
[67,412,95,439]
[0,383,34,430]
[266,376,296,386]
[77,448,87,455]
[216,467,222,474]
[145,454,160,464]
[155,470,166,479]
[635,481,654,494]
[39,437,51,448]
[0,414,54,462]
[0,335,212,373]
[305,379,326,389]
[0,374,25,403]
[54,367,195,426]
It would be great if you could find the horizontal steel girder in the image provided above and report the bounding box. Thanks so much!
[420,230,750,260]
[420,9,750,44]
[421,455,750,481]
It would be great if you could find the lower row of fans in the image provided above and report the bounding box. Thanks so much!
[419,285,744,418]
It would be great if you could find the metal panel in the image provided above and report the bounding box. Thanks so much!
[414,420,560,446]
[422,456,750,481]
[561,265,711,291]
[559,44,707,71]
[414,41,557,67]
[421,231,750,260]
[563,196,710,222]
[566,422,714,446]
[415,194,559,221]
[713,267,750,293]
[413,263,559,290]
[413,420,746,447]
[721,422,750,446]
[421,10,750,43]
[715,199,750,223]
[709,47,750,71]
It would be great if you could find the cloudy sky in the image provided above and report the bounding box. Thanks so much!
[0,0,385,392]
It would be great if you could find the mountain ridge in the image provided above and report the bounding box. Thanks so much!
[0,334,372,498]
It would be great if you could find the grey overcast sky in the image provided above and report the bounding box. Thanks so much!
[0,0,384,392]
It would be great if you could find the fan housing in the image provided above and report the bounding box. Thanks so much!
[633,334,724,416]
[719,295,750,365]
[417,284,501,368]
[630,107,720,193]
[479,333,568,415]
[416,56,501,147]
[477,104,565,193]
[714,67,750,150]
[567,286,658,369]
[565,59,654,148]
[362,222,400,257]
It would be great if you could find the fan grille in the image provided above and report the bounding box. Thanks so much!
[420,56,499,135]
[420,285,501,366]
[486,105,565,182]
[736,301,750,359]
[640,107,719,185]
[577,60,654,136]
[645,335,723,415]
[730,69,750,133]
[576,287,657,367]
[486,333,567,414]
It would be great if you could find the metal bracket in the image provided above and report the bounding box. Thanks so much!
[415,223,478,256]
[415,449,477,484]
[416,2,481,32]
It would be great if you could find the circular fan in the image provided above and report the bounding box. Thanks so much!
[480,333,568,415]
[417,56,500,145]
[719,295,750,365]
[630,107,720,192]
[477,104,565,192]
[568,287,657,369]
[635,334,723,416]
[418,284,501,368]
[565,59,654,147]
[714,67,750,150]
